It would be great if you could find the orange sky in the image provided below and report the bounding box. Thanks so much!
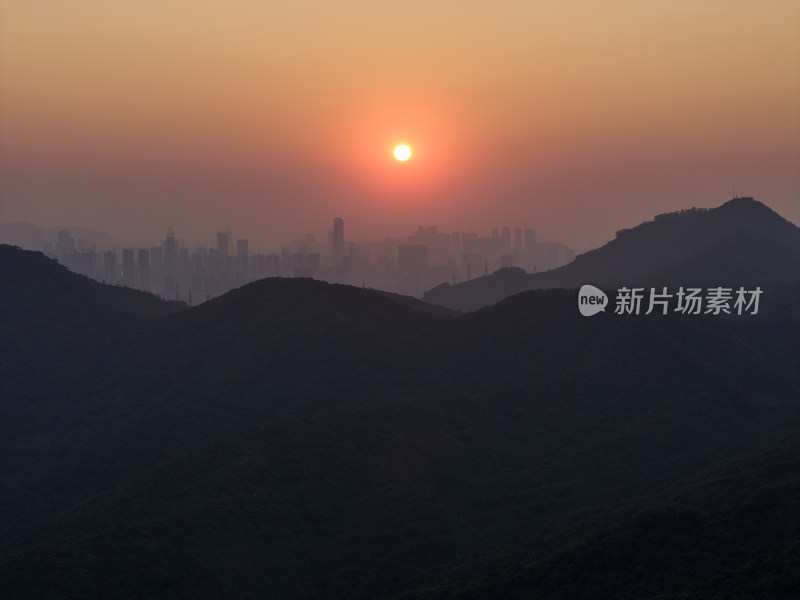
[1,1,798,249]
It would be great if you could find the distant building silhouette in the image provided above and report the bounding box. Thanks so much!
[31,210,576,303]
[164,227,178,293]
[398,244,427,276]
[150,246,163,294]
[217,231,229,257]
[332,217,344,266]
[461,232,478,253]
[137,248,150,292]
[501,226,511,251]
[57,229,74,255]
[513,228,523,251]
[524,229,536,250]
[121,249,135,288]
[236,239,249,280]
[103,250,117,283]
[451,231,461,253]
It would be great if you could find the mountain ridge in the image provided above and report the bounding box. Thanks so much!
[424,197,800,311]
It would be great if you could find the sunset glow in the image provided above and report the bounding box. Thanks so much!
[0,1,797,247]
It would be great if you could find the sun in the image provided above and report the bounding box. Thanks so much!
[393,144,412,161]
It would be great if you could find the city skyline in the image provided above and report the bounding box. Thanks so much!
[0,215,554,253]
[5,214,577,300]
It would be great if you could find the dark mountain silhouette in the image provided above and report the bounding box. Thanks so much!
[637,229,800,290]
[0,244,185,326]
[2,230,799,599]
[424,197,800,311]
[374,288,461,316]
[0,244,184,415]
[1,249,453,521]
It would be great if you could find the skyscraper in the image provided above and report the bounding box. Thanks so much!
[57,229,74,256]
[513,228,523,251]
[217,231,229,257]
[164,227,178,295]
[164,227,177,278]
[103,250,117,283]
[122,249,135,288]
[236,239,249,279]
[524,228,537,250]
[149,246,163,294]
[501,226,511,251]
[137,248,150,292]
[451,231,461,253]
[332,217,344,266]
[397,244,427,276]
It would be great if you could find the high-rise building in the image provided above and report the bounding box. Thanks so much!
[217,231,229,257]
[251,253,267,280]
[164,227,178,277]
[524,228,537,250]
[103,251,117,283]
[138,248,150,292]
[236,239,249,278]
[79,250,95,278]
[513,228,523,251]
[332,217,344,266]
[179,247,189,286]
[410,225,450,258]
[57,229,74,256]
[501,226,511,251]
[266,253,280,277]
[164,227,178,296]
[122,249,136,288]
[150,246,163,294]
[280,248,293,277]
[451,232,461,253]
[461,232,478,252]
[397,244,427,275]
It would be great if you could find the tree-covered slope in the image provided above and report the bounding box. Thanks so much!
[1,242,798,599]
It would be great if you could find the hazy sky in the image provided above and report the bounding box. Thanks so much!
[1,1,798,249]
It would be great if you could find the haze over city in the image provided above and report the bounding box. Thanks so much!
[1,1,798,250]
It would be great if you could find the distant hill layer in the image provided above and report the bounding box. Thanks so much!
[0,222,119,249]
[424,197,800,311]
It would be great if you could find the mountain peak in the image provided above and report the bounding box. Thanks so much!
[725,195,759,206]
[717,195,779,216]
[616,196,782,240]
[424,197,800,311]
